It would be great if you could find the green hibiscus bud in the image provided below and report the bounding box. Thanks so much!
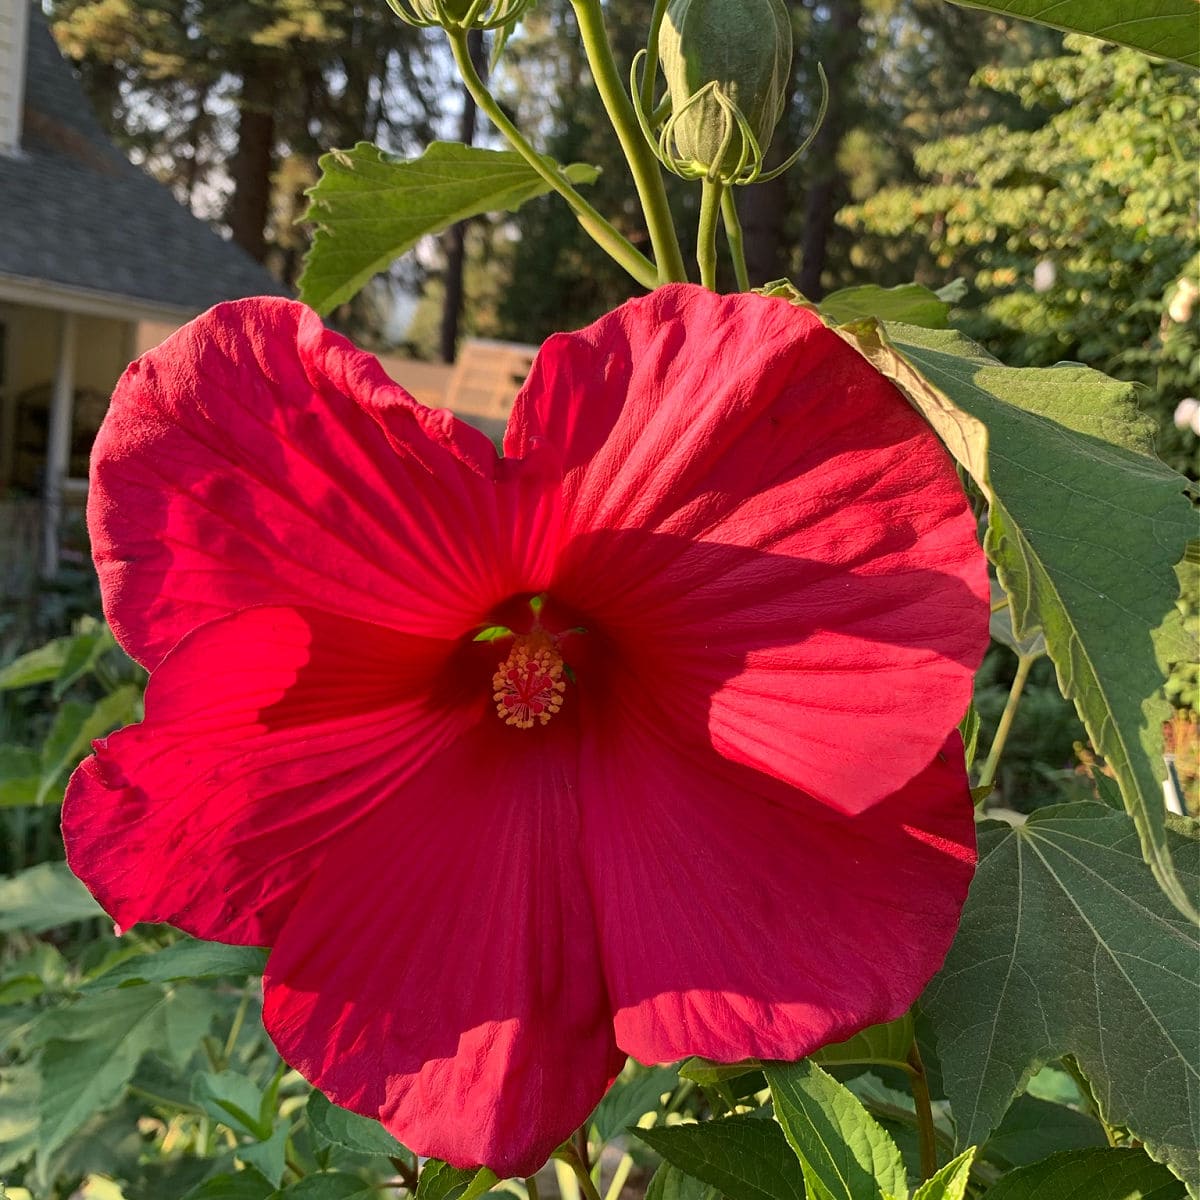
[384,0,527,32]
[656,0,792,183]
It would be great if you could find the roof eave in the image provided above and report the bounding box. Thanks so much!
[0,271,197,323]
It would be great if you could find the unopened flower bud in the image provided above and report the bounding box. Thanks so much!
[384,0,527,32]
[656,0,792,183]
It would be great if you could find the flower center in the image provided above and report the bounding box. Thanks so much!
[492,633,567,729]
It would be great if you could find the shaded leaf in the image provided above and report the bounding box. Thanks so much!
[83,940,267,991]
[0,1063,39,1172]
[0,745,40,807]
[821,283,950,328]
[644,1163,722,1200]
[923,803,1199,1189]
[989,581,1045,659]
[678,1058,761,1086]
[815,1015,915,1074]
[193,1072,269,1140]
[238,1122,290,1188]
[947,0,1199,68]
[283,1174,377,1199]
[980,1094,1105,1169]
[182,1167,279,1200]
[636,1115,807,1200]
[591,1061,679,1142]
[306,1089,406,1157]
[0,861,102,932]
[299,141,600,313]
[54,620,117,697]
[983,1147,1186,1200]
[837,319,1196,918]
[36,983,217,1163]
[765,1059,907,1200]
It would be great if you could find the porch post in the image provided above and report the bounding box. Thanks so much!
[40,310,77,579]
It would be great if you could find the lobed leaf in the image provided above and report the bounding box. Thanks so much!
[837,319,1196,919]
[819,283,951,329]
[922,803,1199,1189]
[299,142,600,314]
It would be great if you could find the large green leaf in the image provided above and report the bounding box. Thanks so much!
[0,861,102,932]
[635,1115,807,1200]
[181,1167,278,1200]
[947,0,1199,69]
[0,1064,39,1172]
[983,1147,1186,1200]
[299,141,600,314]
[34,983,217,1163]
[765,1060,908,1200]
[837,319,1196,918]
[306,1089,406,1157]
[82,939,267,990]
[922,803,1199,1189]
[283,1174,379,1200]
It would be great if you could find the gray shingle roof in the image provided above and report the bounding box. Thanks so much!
[0,8,284,313]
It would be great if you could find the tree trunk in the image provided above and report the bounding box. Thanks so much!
[796,0,862,300]
[228,62,279,263]
[439,29,486,364]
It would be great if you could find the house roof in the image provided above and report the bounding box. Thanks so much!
[0,8,284,317]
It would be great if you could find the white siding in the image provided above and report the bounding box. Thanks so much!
[0,0,29,154]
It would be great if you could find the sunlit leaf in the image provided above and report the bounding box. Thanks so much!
[947,0,1199,69]
[306,1090,406,1157]
[0,862,102,933]
[838,319,1196,918]
[299,142,599,314]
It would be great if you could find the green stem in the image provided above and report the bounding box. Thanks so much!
[721,187,749,292]
[978,654,1035,794]
[569,0,687,283]
[446,29,658,290]
[557,1144,603,1200]
[697,179,723,290]
[640,0,670,115]
[907,1042,939,1181]
[524,1177,541,1200]
[221,989,251,1066]
[604,1152,634,1200]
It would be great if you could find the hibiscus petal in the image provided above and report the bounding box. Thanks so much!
[92,298,559,668]
[262,717,622,1177]
[62,606,473,945]
[507,284,988,811]
[579,717,975,1065]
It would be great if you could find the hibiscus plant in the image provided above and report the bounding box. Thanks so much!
[1,1,1196,1199]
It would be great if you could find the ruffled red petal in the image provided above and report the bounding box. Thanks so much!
[91,298,560,669]
[509,285,988,812]
[262,717,623,1177]
[579,717,975,1063]
[63,607,473,944]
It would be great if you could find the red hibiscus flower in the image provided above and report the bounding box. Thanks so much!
[64,284,989,1176]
